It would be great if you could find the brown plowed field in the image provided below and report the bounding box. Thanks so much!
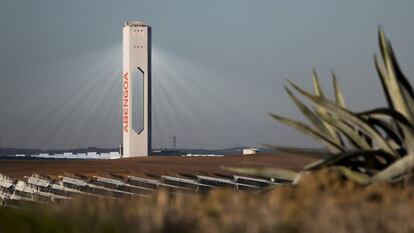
[0,153,315,178]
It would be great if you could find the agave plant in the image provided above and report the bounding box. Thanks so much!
[228,28,414,185]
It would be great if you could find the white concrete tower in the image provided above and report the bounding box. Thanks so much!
[122,21,151,157]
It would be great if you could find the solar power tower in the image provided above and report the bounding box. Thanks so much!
[122,21,152,157]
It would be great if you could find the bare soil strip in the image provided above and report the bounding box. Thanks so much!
[0,153,315,178]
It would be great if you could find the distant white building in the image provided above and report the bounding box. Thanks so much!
[182,154,224,157]
[15,151,121,160]
[243,148,259,155]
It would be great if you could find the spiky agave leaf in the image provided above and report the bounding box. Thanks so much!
[284,87,327,133]
[385,45,414,100]
[288,81,399,157]
[377,28,414,139]
[375,54,395,110]
[358,108,414,129]
[375,28,414,156]
[358,108,414,149]
[305,150,395,172]
[331,73,347,146]
[316,110,372,150]
[284,86,342,145]
[335,166,371,185]
[374,53,407,142]
[378,28,402,103]
[364,118,403,149]
[312,67,324,97]
[222,167,298,182]
[358,107,414,154]
[372,153,414,182]
[312,69,343,145]
[269,113,344,153]
[332,72,347,108]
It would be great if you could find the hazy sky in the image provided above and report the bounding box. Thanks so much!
[1,0,414,149]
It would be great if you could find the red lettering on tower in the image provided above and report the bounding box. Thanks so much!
[123,72,129,132]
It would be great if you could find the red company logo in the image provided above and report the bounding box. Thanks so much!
[123,72,129,132]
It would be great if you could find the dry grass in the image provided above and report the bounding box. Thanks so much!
[1,169,413,233]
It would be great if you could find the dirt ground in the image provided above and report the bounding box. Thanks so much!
[0,153,315,178]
